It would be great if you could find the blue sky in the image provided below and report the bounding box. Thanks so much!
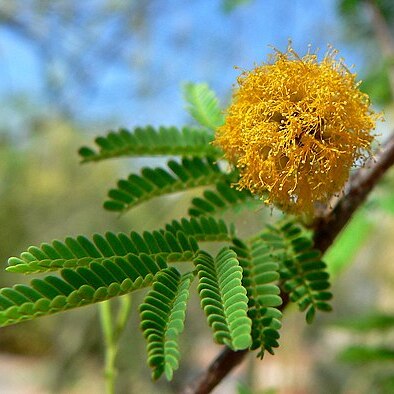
[0,0,367,131]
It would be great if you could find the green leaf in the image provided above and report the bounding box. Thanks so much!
[105,157,229,213]
[79,126,221,162]
[7,216,232,275]
[183,83,224,130]
[7,231,198,274]
[231,238,282,357]
[140,268,193,380]
[194,248,252,350]
[260,220,333,323]
[188,181,260,217]
[164,216,233,243]
[0,255,164,327]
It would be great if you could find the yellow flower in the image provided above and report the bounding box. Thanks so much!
[215,45,379,214]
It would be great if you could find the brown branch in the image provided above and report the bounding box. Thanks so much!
[180,348,249,394]
[181,291,290,394]
[313,133,394,253]
[181,133,394,394]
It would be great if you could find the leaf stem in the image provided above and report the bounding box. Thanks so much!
[99,295,132,394]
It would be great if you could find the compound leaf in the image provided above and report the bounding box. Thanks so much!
[105,157,229,213]
[194,248,252,350]
[183,83,224,130]
[231,238,282,357]
[7,230,199,274]
[79,126,220,162]
[140,268,193,380]
[188,181,259,217]
[261,221,333,323]
[0,254,164,327]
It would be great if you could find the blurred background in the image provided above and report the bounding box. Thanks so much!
[0,0,393,393]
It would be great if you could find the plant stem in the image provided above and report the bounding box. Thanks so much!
[99,295,132,394]
[114,295,132,340]
[99,300,117,394]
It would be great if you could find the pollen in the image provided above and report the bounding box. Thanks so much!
[215,45,379,214]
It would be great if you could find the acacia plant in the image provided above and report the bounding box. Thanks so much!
[0,45,392,394]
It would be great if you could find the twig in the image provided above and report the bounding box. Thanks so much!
[313,133,394,253]
[181,133,394,394]
[181,348,249,394]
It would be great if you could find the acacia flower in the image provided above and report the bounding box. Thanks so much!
[215,45,379,214]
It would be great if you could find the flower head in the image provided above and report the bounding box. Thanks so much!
[215,45,379,214]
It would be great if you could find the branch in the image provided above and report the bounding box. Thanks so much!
[181,133,394,394]
[181,348,248,394]
[313,133,394,253]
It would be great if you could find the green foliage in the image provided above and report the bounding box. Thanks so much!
[140,268,193,380]
[338,0,394,107]
[183,83,224,130]
[231,238,282,357]
[0,255,162,327]
[6,215,232,275]
[194,248,252,350]
[339,0,361,14]
[6,231,198,274]
[1,84,336,384]
[164,216,233,242]
[335,313,394,332]
[380,376,394,393]
[334,311,394,392]
[325,172,394,278]
[79,126,220,162]
[373,173,394,215]
[260,221,332,323]
[339,0,394,22]
[188,181,260,217]
[339,346,394,363]
[324,211,371,277]
[361,63,393,106]
[237,384,277,394]
[104,157,229,213]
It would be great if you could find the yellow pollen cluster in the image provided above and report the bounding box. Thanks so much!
[215,46,378,214]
